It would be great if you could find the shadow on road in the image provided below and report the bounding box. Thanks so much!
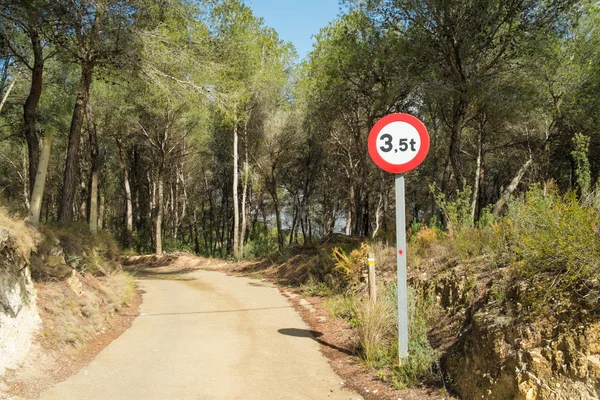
[278,328,353,356]
[127,267,197,281]
[247,281,275,288]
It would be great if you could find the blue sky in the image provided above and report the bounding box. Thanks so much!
[245,0,342,61]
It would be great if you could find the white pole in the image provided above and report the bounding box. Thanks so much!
[395,174,409,361]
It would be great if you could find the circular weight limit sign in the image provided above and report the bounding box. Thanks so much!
[368,113,430,174]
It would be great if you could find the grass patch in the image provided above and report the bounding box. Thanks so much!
[325,284,440,388]
[37,271,135,351]
[38,222,121,276]
[0,207,39,260]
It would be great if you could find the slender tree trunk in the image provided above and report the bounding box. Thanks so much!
[289,203,298,246]
[117,138,133,249]
[176,164,187,239]
[272,189,284,250]
[240,122,249,258]
[260,196,268,238]
[155,168,164,255]
[89,172,99,232]
[21,148,30,209]
[345,182,355,235]
[429,111,440,218]
[59,63,94,221]
[98,194,105,231]
[28,133,53,225]
[372,193,383,239]
[0,78,16,114]
[493,157,533,216]
[232,118,240,259]
[471,128,484,225]
[85,99,100,233]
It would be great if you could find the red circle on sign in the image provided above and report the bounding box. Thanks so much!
[368,113,430,174]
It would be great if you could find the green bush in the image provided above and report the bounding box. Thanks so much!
[501,186,600,281]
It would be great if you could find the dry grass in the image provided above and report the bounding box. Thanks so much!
[0,207,39,260]
[354,296,397,368]
[36,271,135,351]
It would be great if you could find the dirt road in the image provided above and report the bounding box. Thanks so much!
[40,264,360,400]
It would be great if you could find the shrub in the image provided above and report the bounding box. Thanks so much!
[411,225,445,257]
[501,186,600,281]
[432,184,473,234]
[331,242,369,285]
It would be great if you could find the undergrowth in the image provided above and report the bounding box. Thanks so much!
[325,283,439,388]
[315,183,600,390]
[38,222,121,275]
[37,271,135,350]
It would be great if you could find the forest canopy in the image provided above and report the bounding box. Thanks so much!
[0,0,598,257]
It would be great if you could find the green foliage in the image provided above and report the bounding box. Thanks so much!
[500,185,600,281]
[324,295,358,326]
[302,276,333,297]
[571,133,591,197]
[431,184,473,233]
[331,243,369,285]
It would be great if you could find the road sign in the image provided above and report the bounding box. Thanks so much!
[368,113,430,174]
[367,113,430,363]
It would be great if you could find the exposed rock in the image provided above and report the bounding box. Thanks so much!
[67,270,83,296]
[438,271,600,400]
[0,227,40,376]
[30,239,73,280]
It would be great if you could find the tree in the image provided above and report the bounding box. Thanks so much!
[53,0,139,222]
[0,0,53,196]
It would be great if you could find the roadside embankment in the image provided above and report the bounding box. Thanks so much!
[0,213,138,399]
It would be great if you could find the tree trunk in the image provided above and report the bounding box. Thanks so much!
[155,169,164,255]
[98,194,105,231]
[273,190,284,250]
[289,203,298,246]
[232,119,240,259]
[89,172,99,233]
[27,133,53,225]
[372,193,383,239]
[85,99,100,233]
[240,122,250,258]
[493,157,533,216]
[0,78,17,114]
[117,139,133,249]
[471,128,484,226]
[59,63,93,221]
[21,148,30,210]
[23,24,44,196]
[345,182,355,236]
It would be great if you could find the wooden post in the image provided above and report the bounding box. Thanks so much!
[368,253,376,304]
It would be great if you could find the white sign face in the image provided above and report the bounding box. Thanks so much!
[368,113,430,174]
[376,121,421,165]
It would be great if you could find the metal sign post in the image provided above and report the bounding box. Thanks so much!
[395,175,409,359]
[367,113,430,363]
